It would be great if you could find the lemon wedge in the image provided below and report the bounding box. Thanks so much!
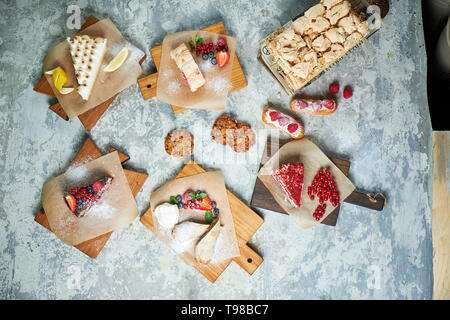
[104,45,129,72]
[59,87,74,95]
[45,67,74,94]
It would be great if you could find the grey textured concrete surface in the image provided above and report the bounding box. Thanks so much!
[0,0,433,299]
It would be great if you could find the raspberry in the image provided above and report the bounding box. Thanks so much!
[278,117,290,126]
[287,123,299,133]
[269,111,280,121]
[217,38,227,47]
[343,88,353,99]
[329,84,339,94]
[92,181,103,192]
[322,99,335,110]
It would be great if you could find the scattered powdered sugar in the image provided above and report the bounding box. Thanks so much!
[210,227,234,265]
[206,76,232,95]
[161,68,174,79]
[198,60,215,73]
[167,80,181,93]
[87,200,116,220]
[65,163,88,184]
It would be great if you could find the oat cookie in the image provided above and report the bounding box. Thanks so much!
[165,129,194,158]
[211,115,256,153]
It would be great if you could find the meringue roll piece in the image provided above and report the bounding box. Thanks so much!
[170,43,205,92]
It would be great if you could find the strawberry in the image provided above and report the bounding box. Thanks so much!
[216,51,230,68]
[198,196,213,211]
[65,194,77,213]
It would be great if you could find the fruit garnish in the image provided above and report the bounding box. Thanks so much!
[190,33,204,50]
[322,99,335,110]
[329,84,339,94]
[65,194,77,213]
[47,66,67,92]
[278,117,290,126]
[269,111,281,121]
[169,196,179,204]
[205,211,213,223]
[103,45,129,72]
[59,87,74,95]
[216,51,230,68]
[92,181,103,192]
[343,88,353,99]
[198,196,213,211]
[182,190,193,203]
[287,123,299,133]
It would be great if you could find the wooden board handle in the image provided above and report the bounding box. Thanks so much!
[232,244,263,275]
[138,73,158,100]
[344,190,386,211]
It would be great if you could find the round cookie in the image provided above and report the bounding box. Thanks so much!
[165,129,194,158]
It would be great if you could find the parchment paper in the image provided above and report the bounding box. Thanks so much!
[41,151,139,246]
[150,171,240,266]
[43,18,145,119]
[258,138,355,229]
[156,31,236,110]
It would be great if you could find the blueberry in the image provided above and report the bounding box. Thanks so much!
[202,53,209,60]
[176,195,182,202]
[208,52,214,58]
[211,58,217,65]
[195,190,201,195]
[211,201,217,208]
[213,208,219,215]
[177,202,183,209]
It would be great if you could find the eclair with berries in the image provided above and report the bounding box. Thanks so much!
[290,98,337,115]
[262,107,305,139]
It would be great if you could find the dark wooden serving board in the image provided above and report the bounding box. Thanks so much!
[35,138,148,258]
[250,138,385,226]
[33,16,146,131]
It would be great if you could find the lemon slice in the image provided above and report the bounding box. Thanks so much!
[59,87,74,95]
[50,67,67,91]
[104,45,129,72]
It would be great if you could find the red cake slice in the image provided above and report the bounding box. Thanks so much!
[272,162,304,208]
[64,177,113,217]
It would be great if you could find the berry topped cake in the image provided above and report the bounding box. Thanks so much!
[272,163,304,208]
[64,177,113,217]
[169,189,219,223]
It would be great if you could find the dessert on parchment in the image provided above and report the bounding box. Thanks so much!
[290,97,337,114]
[266,0,369,91]
[67,35,108,100]
[150,171,239,266]
[41,151,139,246]
[272,162,305,208]
[170,43,206,92]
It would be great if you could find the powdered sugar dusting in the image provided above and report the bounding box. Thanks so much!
[87,200,116,219]
[206,76,232,95]
[198,60,215,73]
[167,80,181,93]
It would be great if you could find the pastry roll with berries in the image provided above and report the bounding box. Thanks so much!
[170,43,205,92]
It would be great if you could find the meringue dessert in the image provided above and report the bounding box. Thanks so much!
[170,43,206,92]
[266,0,369,91]
[67,35,107,100]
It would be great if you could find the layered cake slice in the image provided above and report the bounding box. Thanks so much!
[64,177,113,217]
[67,35,107,100]
[272,163,304,208]
[170,43,205,92]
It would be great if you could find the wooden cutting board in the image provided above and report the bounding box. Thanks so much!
[251,138,385,226]
[138,22,248,114]
[33,16,146,131]
[34,138,148,258]
[140,160,264,283]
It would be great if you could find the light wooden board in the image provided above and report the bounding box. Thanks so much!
[140,160,264,283]
[138,22,248,114]
[432,131,450,300]
[33,16,146,131]
[34,138,148,259]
